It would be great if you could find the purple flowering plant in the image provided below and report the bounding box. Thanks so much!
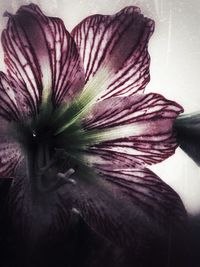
[0,4,187,249]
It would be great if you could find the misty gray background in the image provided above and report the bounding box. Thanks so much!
[0,0,199,214]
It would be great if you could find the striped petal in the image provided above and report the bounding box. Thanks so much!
[0,72,30,121]
[0,119,23,178]
[0,142,23,178]
[65,93,183,169]
[68,166,187,248]
[2,4,84,116]
[72,6,154,101]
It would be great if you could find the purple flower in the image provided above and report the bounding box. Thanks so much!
[0,4,186,248]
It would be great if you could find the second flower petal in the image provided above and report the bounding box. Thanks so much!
[72,6,154,101]
[1,4,85,116]
[65,93,183,169]
[66,166,187,249]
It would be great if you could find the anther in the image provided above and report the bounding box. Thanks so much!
[57,168,75,178]
[68,178,77,185]
[56,168,76,185]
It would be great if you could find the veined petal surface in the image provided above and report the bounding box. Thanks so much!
[70,93,183,169]
[72,6,154,101]
[2,4,85,116]
[0,119,23,178]
[0,72,26,121]
[67,166,187,249]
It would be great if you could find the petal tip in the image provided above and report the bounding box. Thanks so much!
[120,6,155,28]
[3,11,12,18]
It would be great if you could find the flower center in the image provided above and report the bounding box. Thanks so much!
[16,114,78,195]
[29,142,77,195]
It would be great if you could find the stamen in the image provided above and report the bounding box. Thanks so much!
[33,146,76,193]
[57,168,75,179]
[56,168,76,185]
[68,178,77,185]
[38,148,69,174]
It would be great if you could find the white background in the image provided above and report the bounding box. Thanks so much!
[0,0,200,214]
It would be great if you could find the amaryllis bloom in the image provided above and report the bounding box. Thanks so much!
[0,4,186,248]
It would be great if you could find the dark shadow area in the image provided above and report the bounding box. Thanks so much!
[188,214,200,267]
[0,180,197,267]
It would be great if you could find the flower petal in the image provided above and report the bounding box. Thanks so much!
[72,6,154,101]
[0,119,23,178]
[8,174,73,243]
[2,4,85,115]
[0,72,31,121]
[0,142,23,177]
[68,166,187,249]
[65,93,183,169]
